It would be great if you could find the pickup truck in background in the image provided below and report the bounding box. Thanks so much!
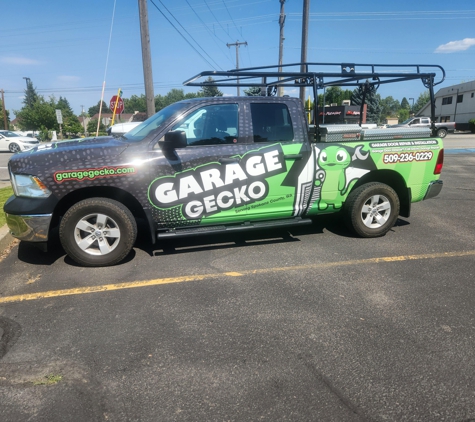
[3,62,446,267]
[389,117,455,138]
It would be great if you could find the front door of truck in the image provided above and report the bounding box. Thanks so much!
[147,103,256,228]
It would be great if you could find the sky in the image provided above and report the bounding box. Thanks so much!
[1,0,475,118]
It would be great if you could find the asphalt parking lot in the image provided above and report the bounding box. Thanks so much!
[0,134,475,421]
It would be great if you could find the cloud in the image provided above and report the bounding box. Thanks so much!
[0,56,40,65]
[435,38,475,53]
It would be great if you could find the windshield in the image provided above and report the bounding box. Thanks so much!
[122,102,191,142]
[400,118,414,125]
[0,131,19,137]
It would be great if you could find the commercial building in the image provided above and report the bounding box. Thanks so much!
[418,80,475,128]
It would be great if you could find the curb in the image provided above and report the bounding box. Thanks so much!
[0,224,13,254]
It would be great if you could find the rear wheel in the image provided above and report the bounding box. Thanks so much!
[59,198,137,267]
[343,182,400,237]
[436,128,447,138]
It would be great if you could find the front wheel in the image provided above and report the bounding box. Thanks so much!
[59,198,137,267]
[436,128,447,138]
[343,182,400,238]
[9,143,21,153]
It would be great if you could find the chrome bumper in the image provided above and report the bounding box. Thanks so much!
[5,213,52,242]
[424,180,443,200]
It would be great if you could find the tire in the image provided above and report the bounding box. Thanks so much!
[343,182,400,238]
[59,198,137,267]
[9,143,21,153]
[436,128,447,138]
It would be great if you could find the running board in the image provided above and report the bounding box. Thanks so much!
[157,217,313,239]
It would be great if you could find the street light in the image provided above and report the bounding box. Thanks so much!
[409,97,415,113]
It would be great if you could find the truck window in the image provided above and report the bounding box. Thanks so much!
[171,104,238,146]
[250,103,294,143]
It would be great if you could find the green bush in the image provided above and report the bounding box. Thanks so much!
[469,119,475,133]
[0,187,14,227]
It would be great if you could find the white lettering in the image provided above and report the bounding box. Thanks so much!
[203,195,218,213]
[264,150,282,172]
[217,191,234,208]
[248,181,266,199]
[179,175,203,199]
[246,155,265,176]
[224,163,248,185]
[233,186,250,205]
[184,200,203,218]
[155,182,178,204]
[200,168,224,191]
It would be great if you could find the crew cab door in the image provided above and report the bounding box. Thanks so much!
[244,101,315,220]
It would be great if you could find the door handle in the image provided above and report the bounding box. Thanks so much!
[283,154,302,160]
[218,157,240,164]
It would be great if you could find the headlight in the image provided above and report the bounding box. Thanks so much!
[10,173,52,198]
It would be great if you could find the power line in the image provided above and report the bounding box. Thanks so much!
[155,0,223,70]
[149,0,217,69]
[185,0,235,66]
[204,0,233,41]
[222,0,242,38]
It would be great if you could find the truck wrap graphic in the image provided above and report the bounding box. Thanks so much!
[147,139,442,225]
[148,144,288,221]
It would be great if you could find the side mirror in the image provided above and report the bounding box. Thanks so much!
[160,130,187,149]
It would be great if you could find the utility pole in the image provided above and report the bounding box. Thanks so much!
[278,0,286,97]
[1,89,8,130]
[300,0,310,103]
[138,0,155,117]
[227,40,248,96]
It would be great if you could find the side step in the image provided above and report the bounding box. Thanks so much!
[157,217,313,239]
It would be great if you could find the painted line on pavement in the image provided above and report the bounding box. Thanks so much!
[1,250,474,304]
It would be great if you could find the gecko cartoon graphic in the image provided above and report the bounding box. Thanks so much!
[315,144,371,211]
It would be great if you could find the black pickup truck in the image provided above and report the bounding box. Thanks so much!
[4,62,445,266]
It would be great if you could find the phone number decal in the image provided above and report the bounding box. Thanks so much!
[383,151,433,164]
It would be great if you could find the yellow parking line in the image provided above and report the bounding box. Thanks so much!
[1,250,474,304]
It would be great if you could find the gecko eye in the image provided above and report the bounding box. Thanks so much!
[336,149,348,162]
[320,151,327,162]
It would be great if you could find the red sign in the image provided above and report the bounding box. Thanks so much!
[110,96,124,114]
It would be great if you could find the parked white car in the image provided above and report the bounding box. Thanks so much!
[107,121,141,137]
[0,130,40,153]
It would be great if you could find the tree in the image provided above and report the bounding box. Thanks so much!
[401,97,410,110]
[413,90,430,115]
[398,108,410,123]
[244,86,262,96]
[14,96,56,131]
[379,96,401,120]
[318,86,353,107]
[87,118,106,134]
[88,101,112,116]
[124,94,147,113]
[56,96,74,115]
[351,82,382,124]
[23,79,38,108]
[55,96,82,136]
[154,89,202,112]
[200,77,223,97]
[0,99,10,129]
